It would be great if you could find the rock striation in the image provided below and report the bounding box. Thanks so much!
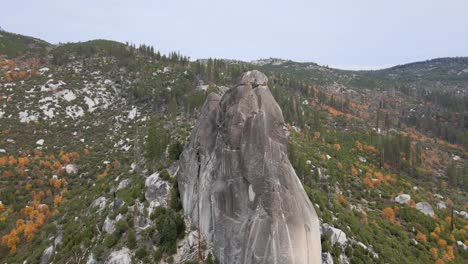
[178,70,321,263]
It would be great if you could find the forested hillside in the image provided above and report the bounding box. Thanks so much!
[0,31,466,264]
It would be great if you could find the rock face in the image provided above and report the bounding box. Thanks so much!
[106,247,131,264]
[178,70,321,264]
[394,194,411,204]
[321,223,348,247]
[416,202,435,216]
[40,245,54,264]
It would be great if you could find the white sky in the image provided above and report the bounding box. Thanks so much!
[2,0,468,70]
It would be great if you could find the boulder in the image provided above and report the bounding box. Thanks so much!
[457,241,468,250]
[188,230,198,248]
[87,254,97,264]
[416,202,434,217]
[116,178,131,191]
[436,202,447,210]
[178,71,321,264]
[106,247,131,264]
[322,252,333,264]
[145,172,169,202]
[338,254,350,264]
[321,223,348,246]
[40,245,54,264]
[394,194,411,204]
[65,164,78,174]
[455,210,468,220]
[90,197,106,213]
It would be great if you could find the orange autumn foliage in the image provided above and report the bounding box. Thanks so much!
[97,164,111,180]
[351,166,358,176]
[60,153,70,164]
[363,176,374,188]
[8,155,17,166]
[384,174,396,185]
[337,162,343,170]
[49,178,67,189]
[336,194,347,204]
[53,195,65,208]
[322,104,344,117]
[416,231,427,242]
[430,247,438,259]
[437,239,447,248]
[17,157,29,167]
[363,145,379,154]
[355,140,363,151]
[2,170,12,177]
[0,156,7,166]
[443,246,455,261]
[333,144,341,151]
[1,230,20,253]
[313,131,320,140]
[382,207,395,223]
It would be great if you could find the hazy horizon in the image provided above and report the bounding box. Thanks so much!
[3,0,468,70]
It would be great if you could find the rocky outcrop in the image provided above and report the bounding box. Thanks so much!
[394,194,411,205]
[322,252,334,264]
[178,71,321,263]
[40,245,54,264]
[105,247,131,264]
[321,223,348,247]
[416,202,434,217]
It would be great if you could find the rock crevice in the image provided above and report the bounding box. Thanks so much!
[178,70,321,264]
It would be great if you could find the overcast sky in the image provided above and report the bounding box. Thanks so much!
[2,0,468,69]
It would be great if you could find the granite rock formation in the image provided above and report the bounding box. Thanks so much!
[178,70,321,264]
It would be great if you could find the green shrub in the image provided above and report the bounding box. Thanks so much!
[127,229,137,249]
[135,247,148,259]
[159,169,171,181]
[169,141,184,161]
[115,219,129,236]
[103,234,118,248]
[153,207,185,255]
[169,185,182,211]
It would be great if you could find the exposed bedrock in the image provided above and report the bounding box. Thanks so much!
[178,70,321,264]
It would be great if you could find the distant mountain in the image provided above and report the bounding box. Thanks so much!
[0,31,52,58]
[252,57,468,92]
